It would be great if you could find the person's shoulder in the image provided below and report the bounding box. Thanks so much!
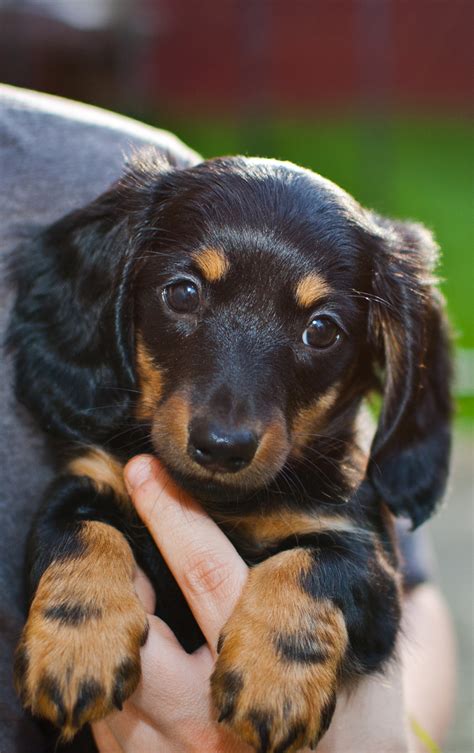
[0,84,200,168]
[0,86,202,247]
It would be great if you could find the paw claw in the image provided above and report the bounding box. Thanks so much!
[71,678,104,730]
[112,658,140,712]
[216,632,225,654]
[37,673,67,729]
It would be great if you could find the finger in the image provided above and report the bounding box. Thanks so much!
[124,455,248,652]
[132,615,208,718]
[133,566,156,614]
[95,710,167,752]
[92,720,123,753]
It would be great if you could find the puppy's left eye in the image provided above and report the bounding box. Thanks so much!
[163,280,201,314]
[302,316,341,349]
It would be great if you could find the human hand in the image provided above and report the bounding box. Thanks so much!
[92,455,251,752]
[93,456,410,753]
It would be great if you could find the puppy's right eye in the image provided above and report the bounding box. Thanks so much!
[302,315,341,349]
[163,280,201,314]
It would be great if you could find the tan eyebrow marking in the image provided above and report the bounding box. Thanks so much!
[192,248,230,282]
[295,273,331,308]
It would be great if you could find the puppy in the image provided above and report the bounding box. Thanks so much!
[9,152,452,752]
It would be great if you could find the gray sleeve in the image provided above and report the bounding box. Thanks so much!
[396,518,436,589]
[0,85,199,753]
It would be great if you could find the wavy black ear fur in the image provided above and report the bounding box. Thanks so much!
[366,214,452,528]
[7,152,174,445]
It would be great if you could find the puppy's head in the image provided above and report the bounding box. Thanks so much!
[131,157,373,506]
[11,153,451,526]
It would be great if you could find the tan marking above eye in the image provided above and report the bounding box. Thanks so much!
[67,448,129,506]
[135,333,165,421]
[192,248,230,282]
[295,273,331,308]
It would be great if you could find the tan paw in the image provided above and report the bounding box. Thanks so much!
[15,523,148,739]
[211,550,347,752]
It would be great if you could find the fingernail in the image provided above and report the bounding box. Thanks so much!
[125,456,154,491]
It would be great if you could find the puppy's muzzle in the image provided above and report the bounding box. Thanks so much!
[188,417,259,474]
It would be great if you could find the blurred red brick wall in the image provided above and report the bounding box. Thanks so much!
[142,0,472,115]
[392,0,472,110]
[0,0,471,115]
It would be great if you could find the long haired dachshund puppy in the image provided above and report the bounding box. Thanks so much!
[9,152,452,752]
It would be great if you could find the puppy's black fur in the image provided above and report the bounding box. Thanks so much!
[9,153,452,751]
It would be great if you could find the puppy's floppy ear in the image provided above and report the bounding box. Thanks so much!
[8,152,174,444]
[366,215,452,528]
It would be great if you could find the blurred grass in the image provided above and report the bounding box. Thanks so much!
[150,115,473,418]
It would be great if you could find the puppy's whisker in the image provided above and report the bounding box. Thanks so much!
[347,289,397,311]
[279,465,309,501]
[294,444,345,469]
[104,424,147,446]
[101,386,143,394]
[71,404,134,415]
[293,455,347,496]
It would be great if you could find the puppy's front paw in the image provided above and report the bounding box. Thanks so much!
[212,631,337,753]
[211,551,347,753]
[15,529,148,739]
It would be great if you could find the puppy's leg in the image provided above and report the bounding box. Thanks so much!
[212,529,401,753]
[15,468,148,740]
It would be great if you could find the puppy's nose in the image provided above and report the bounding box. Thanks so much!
[188,419,258,473]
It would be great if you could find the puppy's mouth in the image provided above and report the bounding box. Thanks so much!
[149,392,290,503]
